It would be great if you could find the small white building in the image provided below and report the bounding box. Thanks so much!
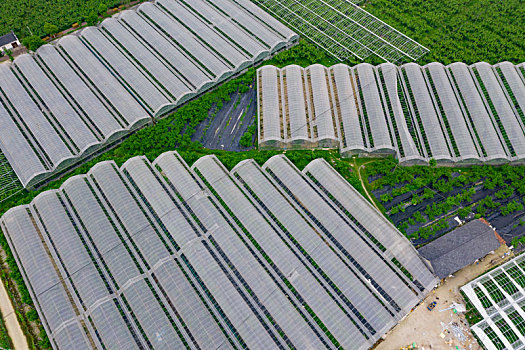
[0,31,20,52]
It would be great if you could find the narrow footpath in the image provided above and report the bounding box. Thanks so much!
[354,159,381,211]
[0,280,28,349]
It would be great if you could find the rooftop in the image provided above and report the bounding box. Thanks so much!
[0,31,17,47]
[418,219,503,279]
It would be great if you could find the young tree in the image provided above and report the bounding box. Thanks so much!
[5,49,13,61]
[43,22,58,37]
[98,3,108,15]
[21,35,46,51]
[86,12,99,26]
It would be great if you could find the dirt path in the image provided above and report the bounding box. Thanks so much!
[354,159,381,211]
[0,280,28,349]
[375,244,511,350]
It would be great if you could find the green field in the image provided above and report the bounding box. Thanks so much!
[363,160,525,244]
[0,0,135,38]
[364,0,525,64]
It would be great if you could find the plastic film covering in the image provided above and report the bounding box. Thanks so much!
[118,10,209,89]
[0,0,296,190]
[306,65,338,145]
[303,158,438,291]
[233,159,395,343]
[259,61,525,165]
[193,155,371,349]
[32,191,140,350]
[13,54,99,151]
[330,64,365,152]
[155,0,249,67]
[263,155,427,313]
[81,27,171,110]
[283,65,310,143]
[0,64,72,168]
[447,63,507,162]
[473,62,525,159]
[0,94,47,186]
[181,0,266,57]
[100,18,189,99]
[154,154,325,348]
[57,35,148,127]
[495,62,525,130]
[1,207,92,349]
[401,63,451,161]
[35,44,125,137]
[424,63,479,161]
[137,2,231,79]
[376,63,422,163]
[1,151,436,349]
[258,66,283,144]
[355,63,393,151]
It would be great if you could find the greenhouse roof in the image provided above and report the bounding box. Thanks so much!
[257,62,525,165]
[0,152,437,350]
[0,0,297,191]
[461,254,525,350]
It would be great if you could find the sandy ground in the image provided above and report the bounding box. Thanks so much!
[0,279,28,349]
[375,244,512,350]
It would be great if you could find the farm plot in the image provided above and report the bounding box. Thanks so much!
[192,86,257,151]
[365,160,525,246]
[251,0,429,62]
[364,0,525,64]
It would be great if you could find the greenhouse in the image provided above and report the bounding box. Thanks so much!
[0,151,437,350]
[0,0,297,190]
[250,0,428,62]
[461,254,525,350]
[258,61,525,165]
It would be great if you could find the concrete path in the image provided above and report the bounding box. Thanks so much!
[0,279,28,350]
[376,245,510,349]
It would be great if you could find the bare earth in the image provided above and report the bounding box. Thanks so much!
[375,244,511,350]
[0,278,28,350]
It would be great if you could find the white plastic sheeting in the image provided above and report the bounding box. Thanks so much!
[1,151,437,350]
[0,0,297,189]
[258,61,525,165]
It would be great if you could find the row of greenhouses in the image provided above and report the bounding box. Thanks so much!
[462,254,525,350]
[0,0,297,190]
[0,151,437,350]
[258,61,525,165]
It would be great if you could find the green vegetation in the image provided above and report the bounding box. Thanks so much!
[270,42,338,67]
[0,0,137,39]
[0,152,23,202]
[461,290,483,326]
[364,0,525,64]
[239,123,257,148]
[364,159,525,241]
[43,22,58,37]
[0,309,12,349]
[511,236,525,248]
[21,35,46,51]
[501,199,524,216]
